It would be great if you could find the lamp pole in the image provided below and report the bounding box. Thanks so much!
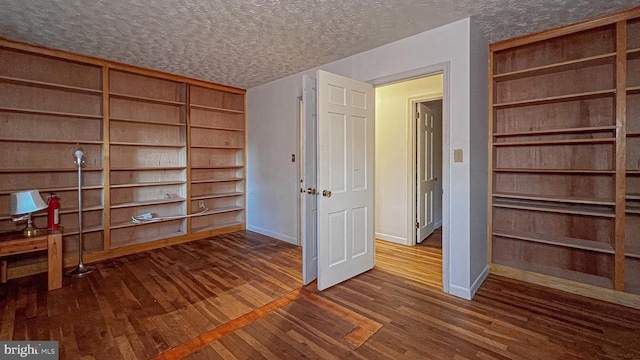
[65,147,95,277]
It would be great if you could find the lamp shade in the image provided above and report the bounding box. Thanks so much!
[10,190,48,215]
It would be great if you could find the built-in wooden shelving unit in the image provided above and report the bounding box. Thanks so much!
[490,8,640,307]
[0,38,246,278]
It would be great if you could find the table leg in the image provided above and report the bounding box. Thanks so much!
[48,233,63,290]
[1,258,6,283]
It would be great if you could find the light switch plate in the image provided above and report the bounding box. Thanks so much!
[454,149,463,163]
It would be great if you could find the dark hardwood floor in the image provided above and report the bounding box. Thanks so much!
[2,230,640,359]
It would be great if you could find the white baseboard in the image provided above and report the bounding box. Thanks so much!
[375,232,408,245]
[435,220,443,228]
[447,264,490,300]
[470,264,490,298]
[246,225,298,245]
[448,284,472,300]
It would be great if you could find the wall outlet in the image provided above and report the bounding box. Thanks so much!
[198,200,206,209]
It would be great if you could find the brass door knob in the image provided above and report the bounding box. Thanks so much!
[307,188,316,194]
[322,190,332,197]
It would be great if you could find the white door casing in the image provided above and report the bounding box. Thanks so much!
[317,70,375,291]
[417,103,435,243]
[301,74,318,285]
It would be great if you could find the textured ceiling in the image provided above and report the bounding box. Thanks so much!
[1,0,639,89]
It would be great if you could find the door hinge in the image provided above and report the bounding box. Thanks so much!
[415,221,419,229]
[416,111,419,119]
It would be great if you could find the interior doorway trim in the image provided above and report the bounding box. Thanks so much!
[367,62,451,294]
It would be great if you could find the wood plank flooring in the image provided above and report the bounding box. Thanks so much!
[2,230,640,359]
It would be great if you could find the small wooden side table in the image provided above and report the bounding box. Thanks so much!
[0,230,63,290]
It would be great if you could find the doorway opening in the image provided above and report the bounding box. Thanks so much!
[298,65,451,293]
[374,73,444,289]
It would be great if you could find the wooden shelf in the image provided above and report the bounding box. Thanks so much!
[493,193,614,206]
[59,205,104,214]
[0,168,103,173]
[190,103,244,114]
[110,218,186,230]
[493,200,614,218]
[626,207,640,214]
[626,194,640,200]
[0,185,103,195]
[191,192,243,201]
[628,48,640,58]
[110,142,185,148]
[493,126,616,138]
[189,145,244,150]
[0,107,103,119]
[109,117,186,127]
[495,258,614,289]
[493,230,614,254]
[110,197,186,209]
[626,244,640,259]
[111,166,186,171]
[628,86,640,95]
[61,225,105,236]
[190,206,243,217]
[191,221,243,233]
[493,168,614,174]
[1,205,104,220]
[109,231,187,247]
[190,124,244,132]
[493,89,616,109]
[493,138,615,147]
[0,138,103,145]
[493,53,616,82]
[109,92,185,106]
[0,75,102,94]
[626,170,640,175]
[191,177,244,184]
[190,166,244,170]
[110,181,185,189]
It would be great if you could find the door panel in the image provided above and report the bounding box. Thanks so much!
[328,211,347,265]
[417,103,435,243]
[329,113,347,192]
[352,206,368,257]
[301,74,317,285]
[352,116,367,191]
[317,70,375,290]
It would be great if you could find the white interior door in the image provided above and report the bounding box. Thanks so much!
[317,70,375,291]
[417,103,435,243]
[301,74,318,285]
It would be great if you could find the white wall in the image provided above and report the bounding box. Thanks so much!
[247,18,489,299]
[245,81,301,244]
[468,20,490,297]
[375,76,443,245]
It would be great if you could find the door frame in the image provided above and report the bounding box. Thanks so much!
[298,95,304,246]
[411,96,443,245]
[369,62,451,294]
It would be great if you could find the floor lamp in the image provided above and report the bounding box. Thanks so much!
[65,147,95,277]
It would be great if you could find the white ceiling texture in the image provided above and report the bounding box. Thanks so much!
[1,0,639,89]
